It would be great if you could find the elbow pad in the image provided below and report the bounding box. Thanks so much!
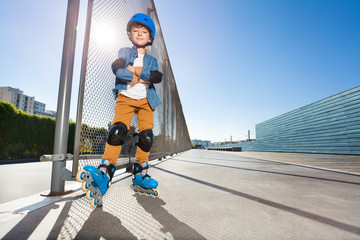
[116,77,127,85]
[111,58,126,75]
[149,70,162,84]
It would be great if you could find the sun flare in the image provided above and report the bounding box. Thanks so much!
[92,24,115,47]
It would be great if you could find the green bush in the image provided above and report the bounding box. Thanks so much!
[0,101,75,160]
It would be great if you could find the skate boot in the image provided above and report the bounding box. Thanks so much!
[76,159,115,207]
[130,161,160,198]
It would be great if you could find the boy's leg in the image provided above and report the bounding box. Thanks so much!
[130,99,159,195]
[135,99,154,164]
[102,95,136,165]
[78,95,138,206]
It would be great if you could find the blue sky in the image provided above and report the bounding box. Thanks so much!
[0,0,359,142]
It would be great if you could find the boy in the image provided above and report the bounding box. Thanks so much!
[76,13,162,207]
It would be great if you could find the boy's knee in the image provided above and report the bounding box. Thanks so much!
[137,129,154,152]
[107,122,128,146]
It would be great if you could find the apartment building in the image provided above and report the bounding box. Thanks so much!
[0,86,56,117]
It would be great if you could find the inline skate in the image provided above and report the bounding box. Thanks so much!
[76,159,115,207]
[130,161,160,198]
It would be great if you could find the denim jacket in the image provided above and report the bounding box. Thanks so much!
[113,46,162,109]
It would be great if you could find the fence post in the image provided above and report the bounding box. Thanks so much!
[50,0,80,194]
[72,0,94,177]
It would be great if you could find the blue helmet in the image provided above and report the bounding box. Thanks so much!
[127,13,156,42]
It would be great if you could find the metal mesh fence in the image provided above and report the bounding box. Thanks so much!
[74,0,191,169]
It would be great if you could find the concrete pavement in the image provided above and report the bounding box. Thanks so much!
[0,150,359,239]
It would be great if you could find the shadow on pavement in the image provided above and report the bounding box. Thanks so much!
[135,194,206,239]
[3,196,79,240]
[171,158,360,185]
[155,166,360,237]
[74,207,136,240]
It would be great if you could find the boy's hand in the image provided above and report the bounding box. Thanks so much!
[139,79,150,86]
[135,67,143,77]
[127,65,135,74]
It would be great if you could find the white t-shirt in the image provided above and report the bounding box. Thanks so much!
[120,53,147,100]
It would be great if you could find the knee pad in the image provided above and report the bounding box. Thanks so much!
[137,129,154,152]
[107,122,128,146]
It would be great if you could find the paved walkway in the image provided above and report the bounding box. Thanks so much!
[0,150,359,239]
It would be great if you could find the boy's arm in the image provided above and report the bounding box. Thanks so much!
[111,48,139,83]
[111,58,133,82]
[128,66,143,86]
[127,66,143,77]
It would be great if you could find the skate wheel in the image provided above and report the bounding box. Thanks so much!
[76,169,86,182]
[153,189,160,198]
[146,192,152,196]
[90,198,97,208]
[81,181,89,192]
[86,190,92,200]
[140,190,145,195]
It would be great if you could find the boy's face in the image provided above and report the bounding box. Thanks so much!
[128,24,152,47]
